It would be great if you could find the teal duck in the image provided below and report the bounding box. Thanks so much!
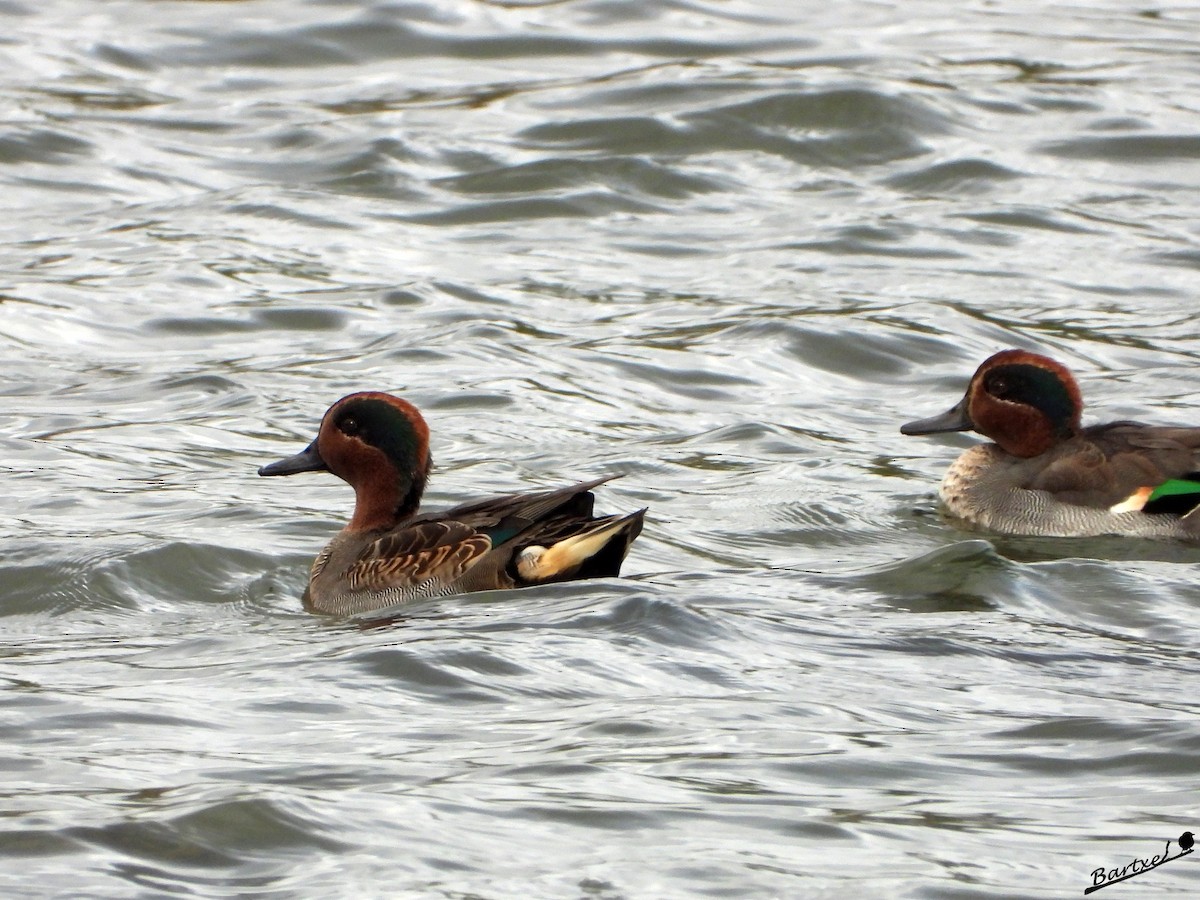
[902,349,1200,539]
[260,392,646,614]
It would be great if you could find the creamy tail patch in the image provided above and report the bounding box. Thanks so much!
[1109,486,1153,514]
[516,512,641,582]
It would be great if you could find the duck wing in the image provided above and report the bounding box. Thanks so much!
[412,476,611,538]
[1028,422,1200,511]
[348,476,626,594]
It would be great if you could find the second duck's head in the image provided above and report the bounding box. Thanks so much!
[901,349,1083,458]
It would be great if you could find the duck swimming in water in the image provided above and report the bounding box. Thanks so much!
[901,349,1200,540]
[260,392,646,614]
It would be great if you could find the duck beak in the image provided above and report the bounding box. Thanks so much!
[258,439,328,476]
[900,398,973,435]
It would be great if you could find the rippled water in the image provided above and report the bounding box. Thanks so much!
[5,1,1200,896]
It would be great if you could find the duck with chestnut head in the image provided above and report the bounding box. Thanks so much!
[260,392,646,615]
[901,349,1200,539]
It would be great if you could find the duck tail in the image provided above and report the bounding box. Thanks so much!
[1180,496,1200,537]
[515,509,646,584]
[1144,478,1200,517]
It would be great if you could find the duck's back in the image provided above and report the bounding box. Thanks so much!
[1024,422,1200,508]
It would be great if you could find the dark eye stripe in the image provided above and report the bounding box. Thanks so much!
[333,398,423,467]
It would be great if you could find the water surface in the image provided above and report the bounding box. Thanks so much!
[4,1,1200,897]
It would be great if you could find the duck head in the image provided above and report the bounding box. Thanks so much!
[901,349,1083,458]
[259,392,432,531]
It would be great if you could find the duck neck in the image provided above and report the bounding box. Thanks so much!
[347,465,427,532]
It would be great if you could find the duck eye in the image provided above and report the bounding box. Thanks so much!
[340,416,360,436]
[987,375,1011,398]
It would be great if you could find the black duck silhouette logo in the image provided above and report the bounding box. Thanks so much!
[1084,831,1194,894]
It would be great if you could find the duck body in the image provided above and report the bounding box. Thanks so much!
[902,350,1200,540]
[260,392,645,615]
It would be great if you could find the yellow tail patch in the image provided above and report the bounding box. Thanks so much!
[516,514,637,582]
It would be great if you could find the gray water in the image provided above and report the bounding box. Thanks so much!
[3,1,1200,897]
